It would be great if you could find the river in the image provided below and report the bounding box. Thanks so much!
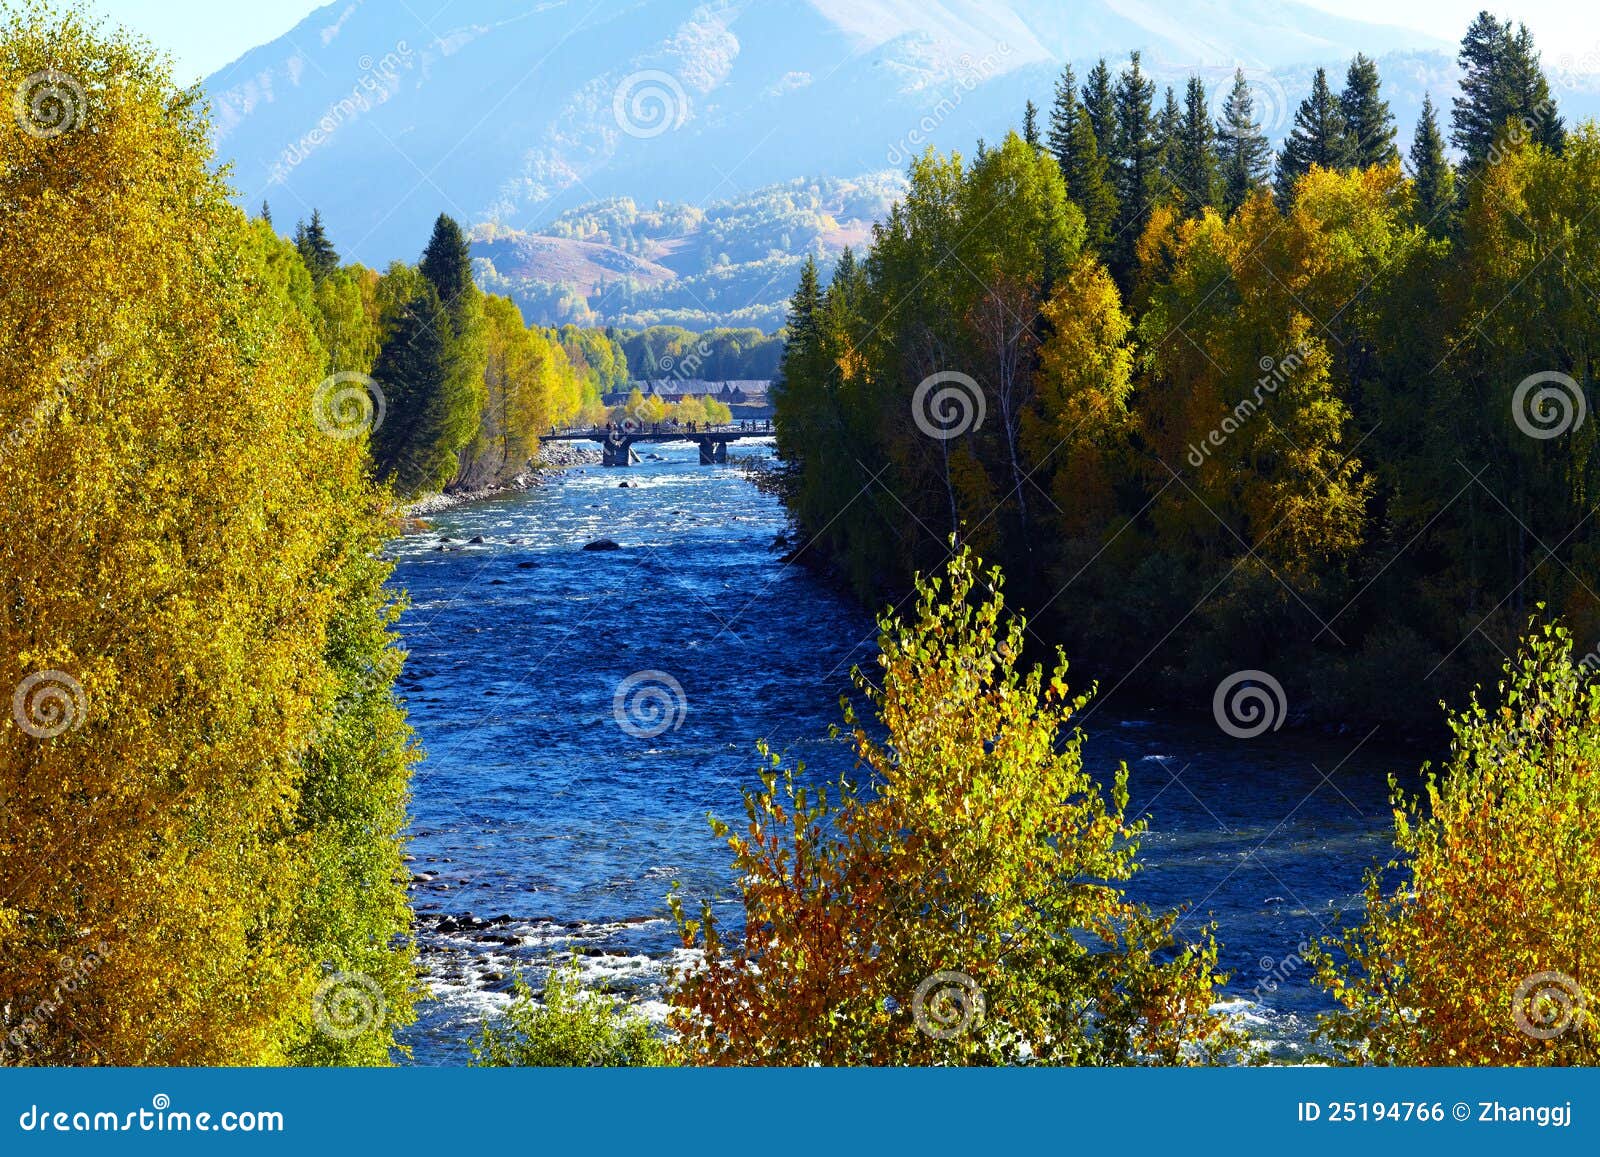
[389,438,1408,1064]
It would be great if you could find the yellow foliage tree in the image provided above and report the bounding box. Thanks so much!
[1,6,414,1065]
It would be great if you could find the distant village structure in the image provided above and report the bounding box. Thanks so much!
[603,379,773,419]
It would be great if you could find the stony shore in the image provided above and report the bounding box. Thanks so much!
[403,443,602,519]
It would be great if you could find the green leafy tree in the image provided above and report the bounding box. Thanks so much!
[473,962,667,1067]
[670,548,1232,1066]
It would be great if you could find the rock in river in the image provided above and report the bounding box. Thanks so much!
[583,539,622,551]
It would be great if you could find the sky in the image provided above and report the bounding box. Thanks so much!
[83,0,1600,84]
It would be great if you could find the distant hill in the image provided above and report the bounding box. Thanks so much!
[205,0,1600,331]
[471,174,900,328]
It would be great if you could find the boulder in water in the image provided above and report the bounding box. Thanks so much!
[583,538,622,551]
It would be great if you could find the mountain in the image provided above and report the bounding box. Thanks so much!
[204,0,1599,328]
[471,173,897,329]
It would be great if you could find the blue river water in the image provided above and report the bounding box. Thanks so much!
[388,438,1408,1064]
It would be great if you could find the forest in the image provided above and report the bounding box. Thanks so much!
[773,15,1600,730]
[2,3,1595,1071]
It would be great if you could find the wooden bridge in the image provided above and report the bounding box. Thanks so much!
[540,420,774,466]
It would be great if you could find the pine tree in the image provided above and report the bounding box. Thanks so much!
[293,208,339,282]
[1452,13,1564,173]
[1216,69,1272,215]
[1046,63,1078,167]
[1081,59,1117,165]
[1172,76,1219,214]
[1408,92,1456,233]
[1276,67,1351,204]
[1062,105,1118,255]
[370,283,460,495]
[786,254,822,350]
[1155,85,1183,204]
[1339,53,1397,166]
[259,199,272,228]
[1111,51,1160,272]
[1022,99,1041,148]
[419,213,474,309]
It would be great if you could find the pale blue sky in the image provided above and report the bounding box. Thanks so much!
[86,0,1597,84]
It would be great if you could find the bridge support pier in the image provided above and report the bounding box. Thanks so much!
[602,438,636,467]
[697,438,728,465]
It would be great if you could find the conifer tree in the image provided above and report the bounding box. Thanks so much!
[1046,63,1079,166]
[1172,76,1220,214]
[370,282,456,495]
[419,213,474,310]
[1081,59,1118,164]
[1111,52,1161,272]
[1062,105,1119,255]
[1452,13,1563,173]
[1408,93,1456,232]
[1155,85,1183,203]
[260,199,272,227]
[1276,67,1351,203]
[1339,53,1397,166]
[1022,99,1040,148]
[293,208,339,282]
[1216,69,1272,214]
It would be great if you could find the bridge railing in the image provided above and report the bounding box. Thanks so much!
[542,419,775,439]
